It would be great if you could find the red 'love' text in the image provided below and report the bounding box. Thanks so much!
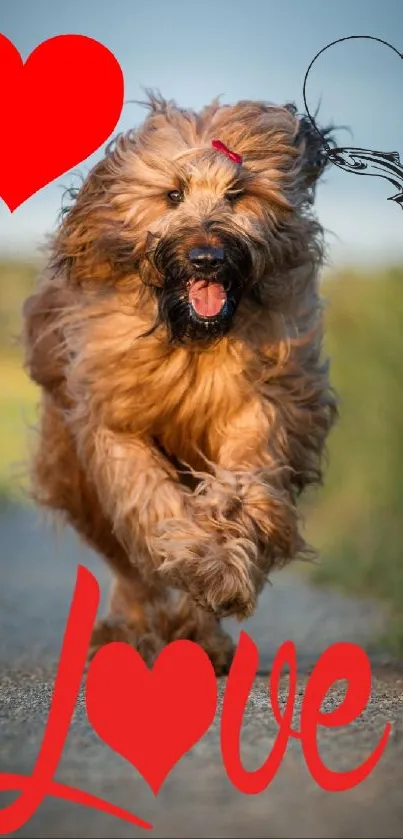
[0,566,391,835]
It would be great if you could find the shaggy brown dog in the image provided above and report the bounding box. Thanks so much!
[22,93,337,674]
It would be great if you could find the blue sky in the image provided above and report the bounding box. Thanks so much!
[0,0,402,268]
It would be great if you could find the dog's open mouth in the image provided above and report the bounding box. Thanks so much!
[187,279,227,319]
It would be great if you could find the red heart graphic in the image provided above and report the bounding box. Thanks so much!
[85,640,218,794]
[0,33,124,212]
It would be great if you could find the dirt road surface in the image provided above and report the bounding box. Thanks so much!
[1,504,402,839]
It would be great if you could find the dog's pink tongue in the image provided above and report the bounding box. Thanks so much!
[188,280,226,317]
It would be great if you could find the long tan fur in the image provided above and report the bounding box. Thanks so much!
[22,94,337,672]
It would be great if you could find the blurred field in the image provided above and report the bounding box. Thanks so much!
[0,258,402,648]
[0,259,41,501]
[305,265,403,652]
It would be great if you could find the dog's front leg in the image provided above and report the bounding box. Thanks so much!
[75,426,206,578]
[210,404,302,569]
[156,401,300,621]
[159,401,302,619]
[73,424,263,617]
[215,400,304,556]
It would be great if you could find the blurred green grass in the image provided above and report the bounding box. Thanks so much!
[304,265,403,651]
[0,259,41,501]
[1,257,403,646]
[0,357,39,500]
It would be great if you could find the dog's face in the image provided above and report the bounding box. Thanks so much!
[57,95,331,345]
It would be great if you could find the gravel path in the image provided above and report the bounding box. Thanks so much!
[1,504,402,839]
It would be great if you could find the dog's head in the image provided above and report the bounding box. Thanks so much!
[55,93,333,345]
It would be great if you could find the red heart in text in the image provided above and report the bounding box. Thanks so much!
[86,640,218,794]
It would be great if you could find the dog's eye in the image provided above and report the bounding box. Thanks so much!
[226,190,244,203]
[167,189,184,205]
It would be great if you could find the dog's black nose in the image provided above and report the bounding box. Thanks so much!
[188,246,225,273]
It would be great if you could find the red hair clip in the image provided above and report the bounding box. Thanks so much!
[211,139,243,165]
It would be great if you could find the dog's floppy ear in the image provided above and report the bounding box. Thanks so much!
[296,115,334,188]
[51,140,140,288]
[284,103,335,192]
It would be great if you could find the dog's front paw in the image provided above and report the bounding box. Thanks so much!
[157,531,261,620]
[187,557,258,619]
[198,467,303,567]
